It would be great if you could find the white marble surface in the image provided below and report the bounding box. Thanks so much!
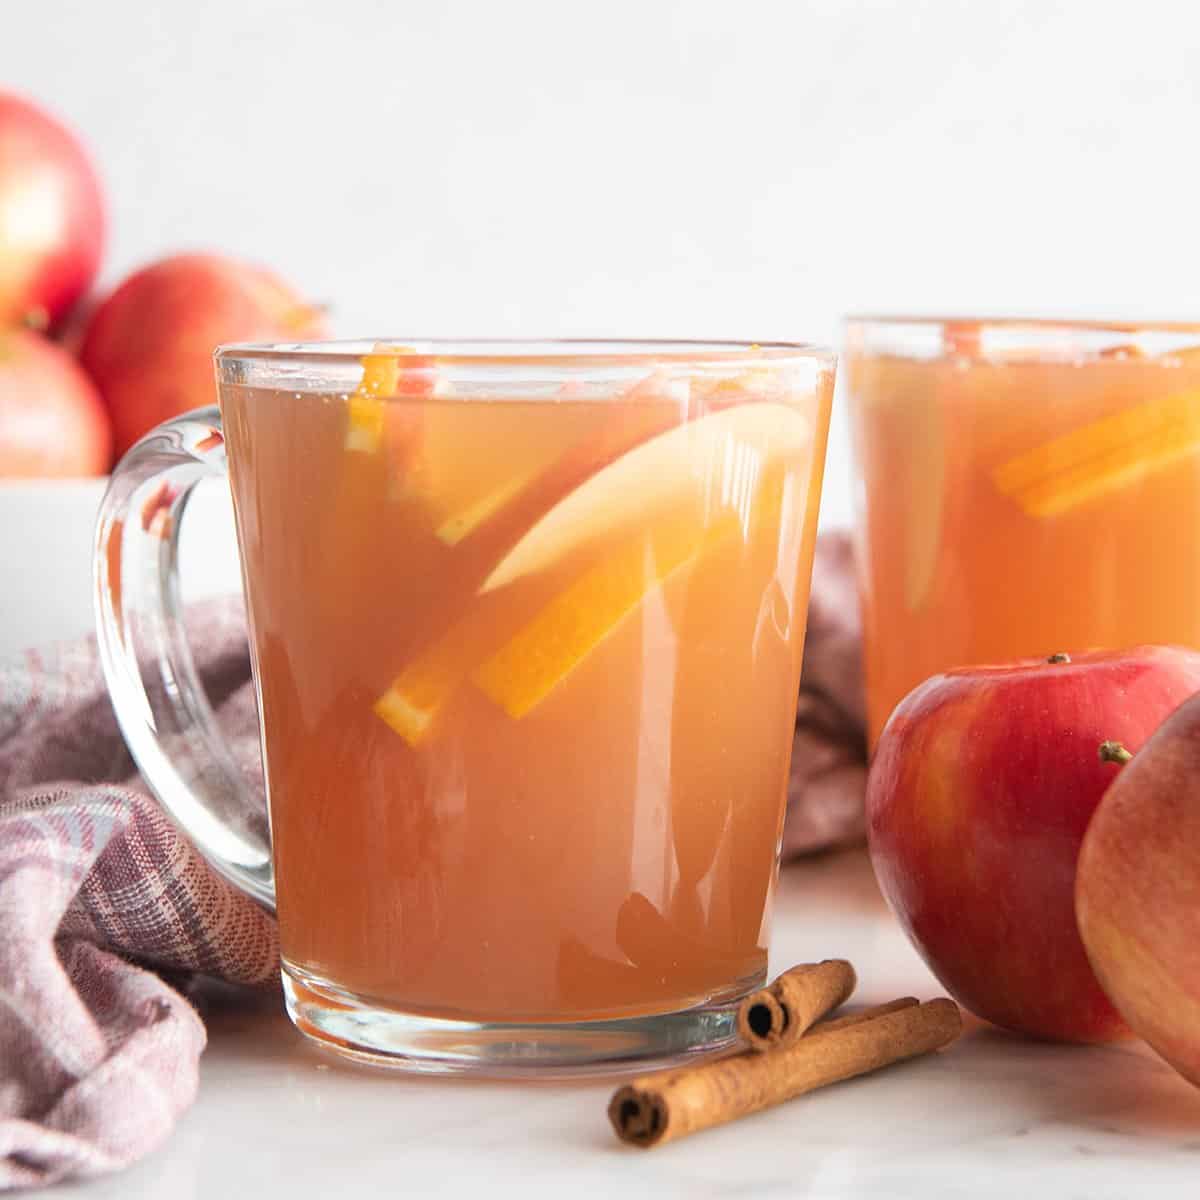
[47,849,1200,1200]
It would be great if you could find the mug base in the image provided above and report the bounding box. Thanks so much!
[280,961,760,1078]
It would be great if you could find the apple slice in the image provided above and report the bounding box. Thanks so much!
[481,402,812,593]
[434,471,540,546]
[426,402,681,551]
[408,365,780,548]
[992,387,1200,518]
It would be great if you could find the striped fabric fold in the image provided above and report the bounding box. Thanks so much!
[0,602,277,1191]
[784,531,868,856]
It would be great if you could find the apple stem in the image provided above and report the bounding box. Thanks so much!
[1046,653,1071,664]
[1098,740,1133,766]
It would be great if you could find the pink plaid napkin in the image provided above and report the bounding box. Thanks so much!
[0,605,277,1190]
[784,531,868,856]
[0,533,865,1190]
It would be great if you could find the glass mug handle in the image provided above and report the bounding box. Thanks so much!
[93,406,275,910]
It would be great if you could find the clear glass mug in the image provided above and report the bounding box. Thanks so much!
[845,316,1200,746]
[94,339,835,1074]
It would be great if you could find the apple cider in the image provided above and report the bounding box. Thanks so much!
[847,320,1200,746]
[221,345,832,1023]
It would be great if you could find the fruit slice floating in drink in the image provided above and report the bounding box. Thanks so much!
[344,350,397,453]
[373,629,480,747]
[412,375,684,551]
[419,366,797,555]
[311,347,435,631]
[344,343,434,458]
[482,401,808,593]
[993,388,1200,518]
[473,507,739,719]
[373,401,812,742]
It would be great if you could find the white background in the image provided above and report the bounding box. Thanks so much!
[4,0,1200,646]
[6,11,1200,1193]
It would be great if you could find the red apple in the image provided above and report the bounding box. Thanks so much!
[0,92,104,331]
[0,327,111,476]
[867,647,1200,1042]
[80,252,326,458]
[1077,695,1200,1086]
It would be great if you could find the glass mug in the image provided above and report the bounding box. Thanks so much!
[94,340,834,1074]
[845,316,1200,746]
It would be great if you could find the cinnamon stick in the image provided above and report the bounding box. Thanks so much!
[609,997,962,1149]
[814,996,919,1034]
[736,960,857,1051]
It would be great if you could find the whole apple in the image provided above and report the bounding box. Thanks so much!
[1077,693,1200,1086]
[867,646,1200,1042]
[0,92,104,331]
[80,252,326,458]
[0,327,111,476]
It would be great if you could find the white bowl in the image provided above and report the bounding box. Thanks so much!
[0,477,242,657]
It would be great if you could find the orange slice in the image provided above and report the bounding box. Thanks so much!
[370,508,731,745]
[373,634,475,745]
[345,345,436,454]
[473,509,736,720]
[345,349,403,452]
[993,388,1200,518]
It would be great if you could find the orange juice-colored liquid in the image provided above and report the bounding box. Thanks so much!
[850,339,1200,745]
[222,360,831,1021]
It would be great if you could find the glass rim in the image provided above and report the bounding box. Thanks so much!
[214,336,834,368]
[845,314,1200,335]
[843,314,1200,361]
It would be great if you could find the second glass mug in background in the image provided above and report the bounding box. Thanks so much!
[94,340,834,1074]
[845,317,1200,745]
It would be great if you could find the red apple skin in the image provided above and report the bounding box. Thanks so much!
[79,253,326,459]
[0,327,111,476]
[1077,693,1200,1086]
[867,647,1200,1042]
[0,92,105,331]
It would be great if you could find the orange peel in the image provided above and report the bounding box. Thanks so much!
[993,388,1200,518]
[473,510,737,720]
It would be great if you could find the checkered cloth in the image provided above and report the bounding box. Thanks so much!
[0,606,277,1190]
[0,533,864,1190]
[784,531,868,855]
